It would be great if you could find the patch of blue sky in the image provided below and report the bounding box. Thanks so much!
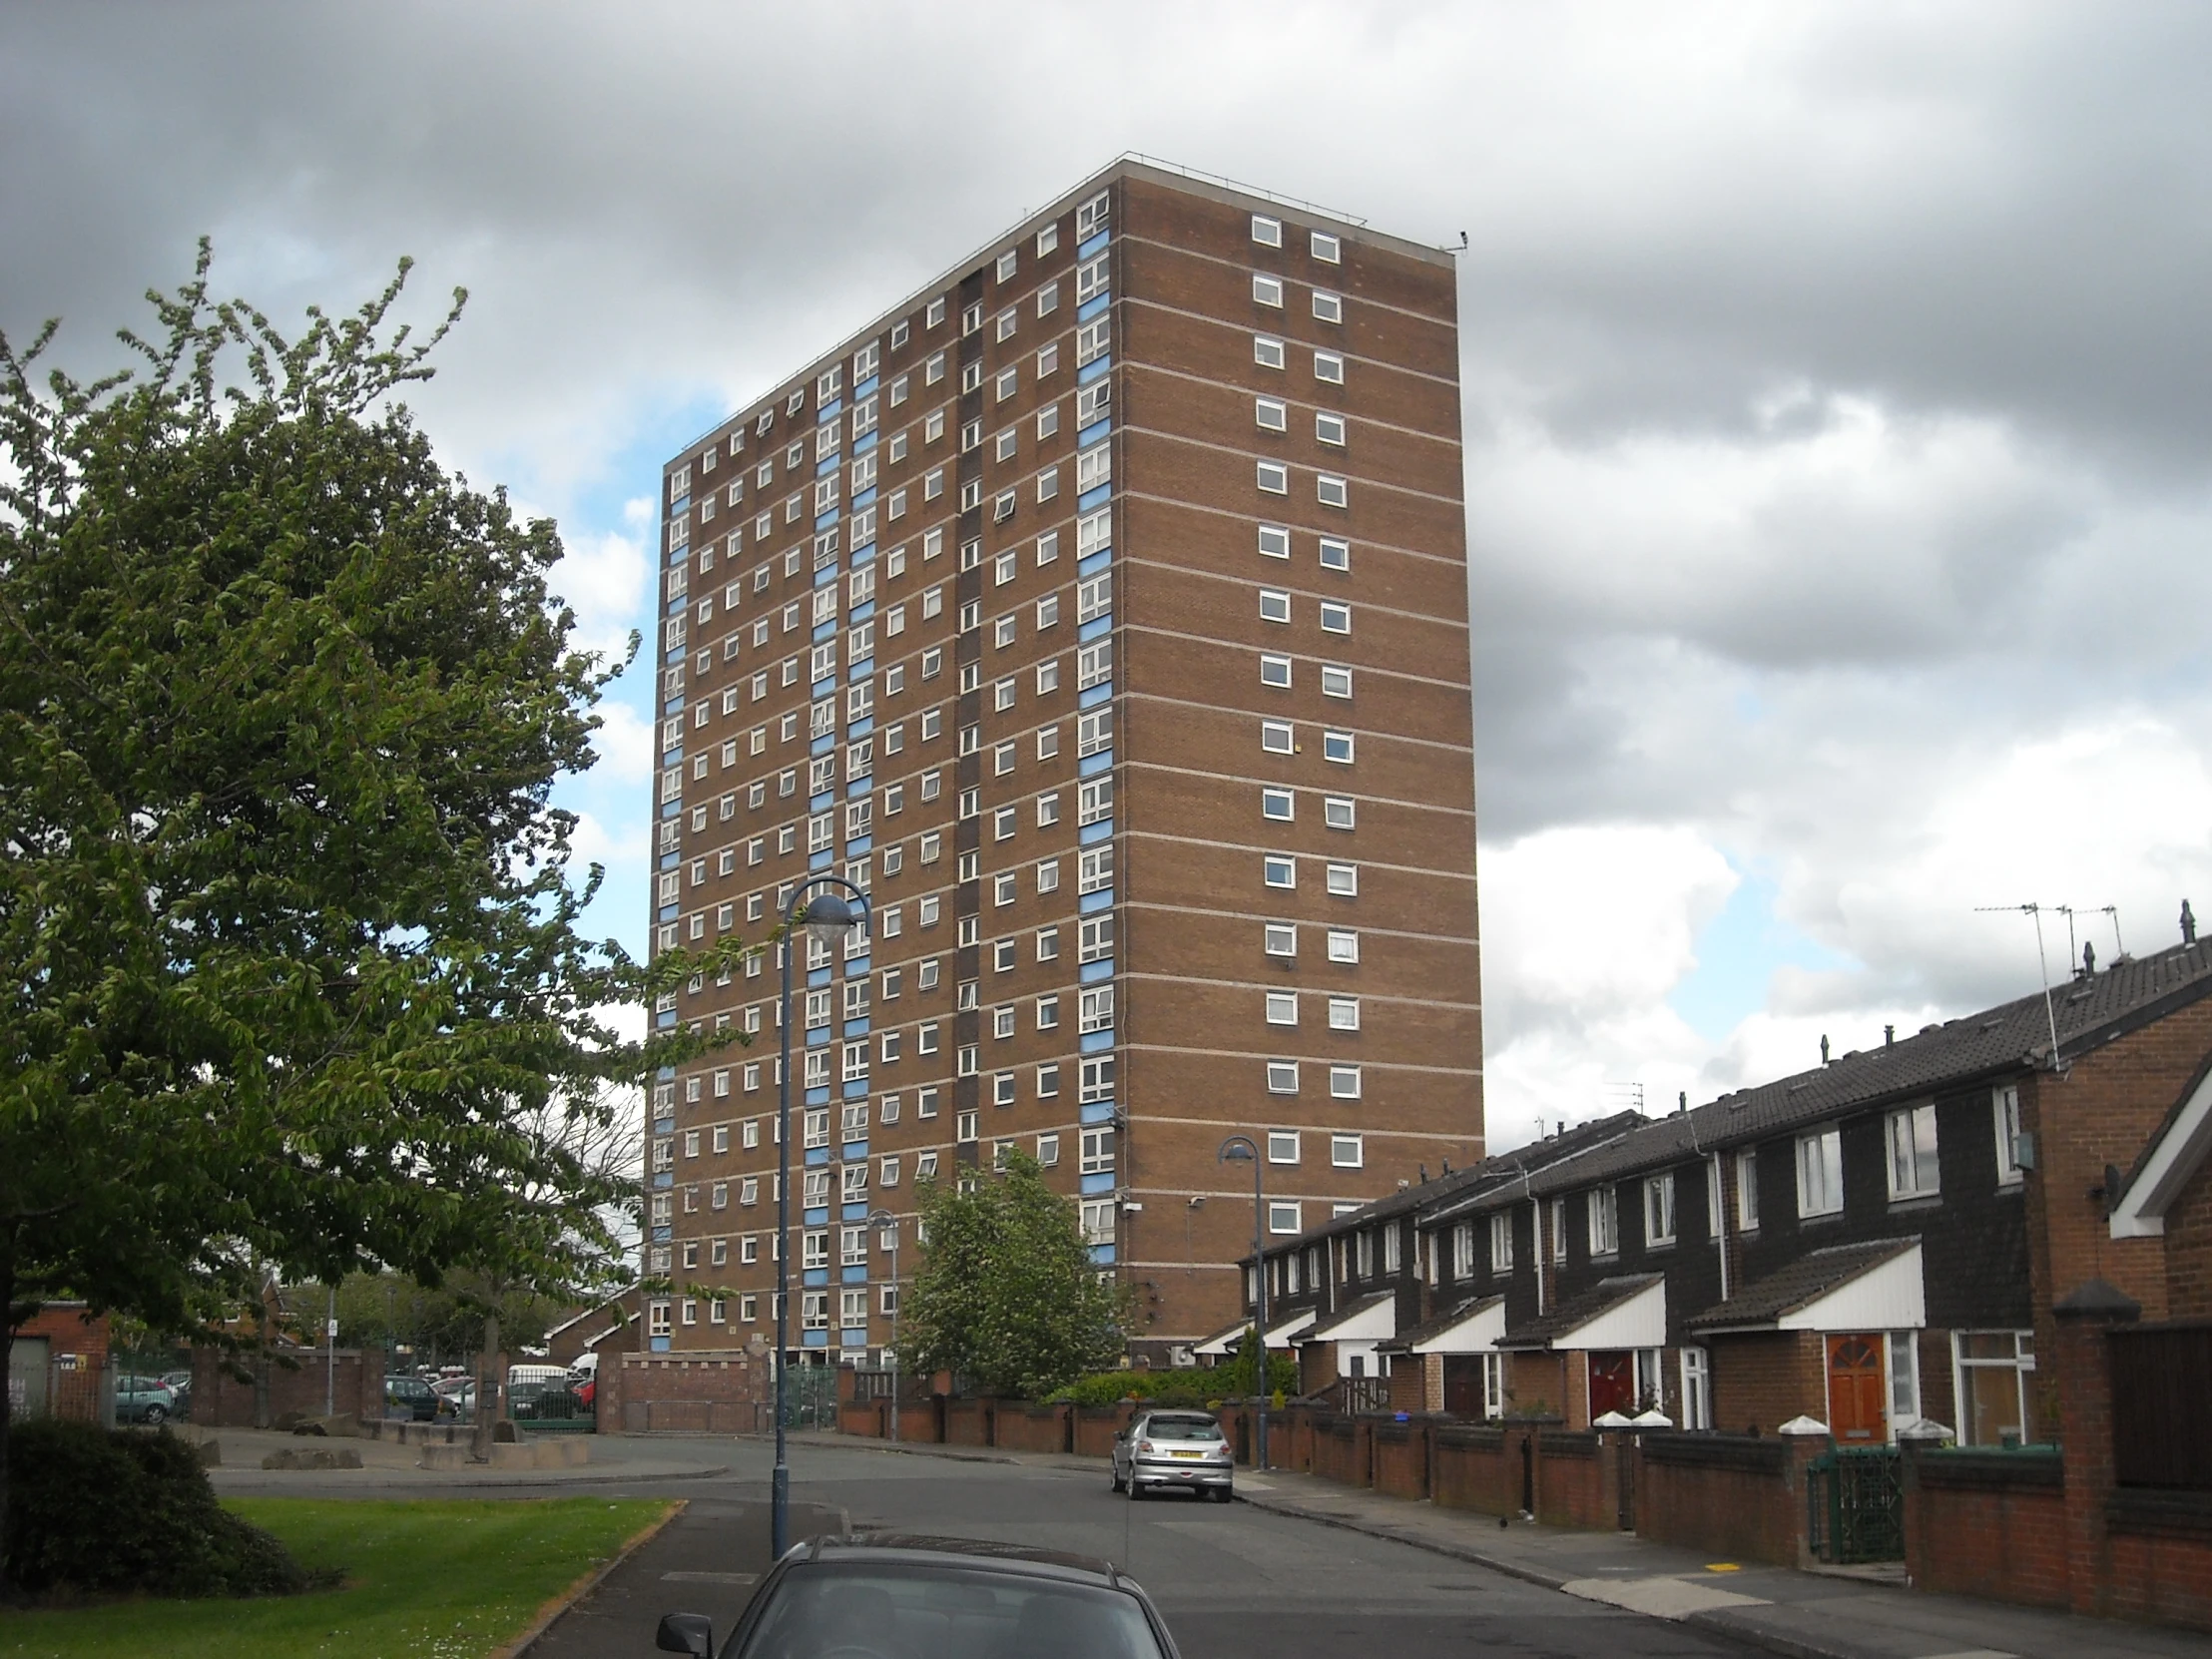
[532,386,733,960]
[1668,865,1856,1042]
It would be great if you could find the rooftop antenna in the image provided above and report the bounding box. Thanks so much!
[1976,903,2065,1071]
[2098,906,2123,957]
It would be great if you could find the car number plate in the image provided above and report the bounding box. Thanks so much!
[1171,1449,1203,1458]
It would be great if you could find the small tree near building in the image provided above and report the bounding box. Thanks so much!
[902,1154,1127,1399]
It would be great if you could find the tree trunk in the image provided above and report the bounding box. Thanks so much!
[254,1295,272,1430]
[471,1308,500,1461]
[1,1254,17,1600]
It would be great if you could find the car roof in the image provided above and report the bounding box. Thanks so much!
[1141,1410,1218,1424]
[811,1534,1127,1589]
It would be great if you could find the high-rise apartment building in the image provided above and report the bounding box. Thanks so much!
[643,159,1480,1367]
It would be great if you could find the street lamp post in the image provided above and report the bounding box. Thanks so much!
[1217,1135,1269,1473]
[775,877,870,1561]
[865,1208,899,1443]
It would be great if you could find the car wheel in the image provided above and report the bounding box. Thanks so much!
[143,1404,168,1424]
[1110,1462,1125,1492]
[1127,1477,1144,1501]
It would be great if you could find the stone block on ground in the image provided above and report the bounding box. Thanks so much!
[418,1442,471,1469]
[261,1446,362,1470]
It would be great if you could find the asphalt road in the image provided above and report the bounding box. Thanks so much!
[542,1438,1751,1659]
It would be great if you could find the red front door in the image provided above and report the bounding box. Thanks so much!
[1588,1352,1635,1419]
[1827,1335,1887,1442]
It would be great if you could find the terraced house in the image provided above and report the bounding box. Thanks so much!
[1253,925,2212,1452]
[642,158,1485,1367]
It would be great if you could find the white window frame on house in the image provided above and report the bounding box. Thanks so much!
[1256,396,1288,432]
[1268,1130,1300,1164]
[1266,1060,1300,1094]
[1645,1172,1677,1246]
[1268,1201,1302,1235]
[1253,273,1284,306]
[1993,1084,2026,1187]
[1950,1330,2036,1447]
[1797,1126,1844,1218]
[1489,1211,1513,1272]
[1550,1197,1568,1263]
[1264,923,1298,958]
[1265,991,1298,1026]
[1587,1187,1619,1257]
[1329,1065,1361,1100]
[1736,1148,1760,1230]
[1263,853,1296,888]
[1251,213,1283,247]
[1887,1103,1941,1200]
[1680,1347,1712,1430]
[1332,1134,1363,1169]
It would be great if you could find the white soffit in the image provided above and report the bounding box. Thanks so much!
[1192,1323,1245,1358]
[1558,1279,1667,1352]
[1780,1242,1927,1332]
[1313,1297,1396,1344]
[1412,1299,1506,1355]
[2111,1067,2212,1239]
[1265,1308,1318,1347]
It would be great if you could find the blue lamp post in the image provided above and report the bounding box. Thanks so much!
[774,876,869,1559]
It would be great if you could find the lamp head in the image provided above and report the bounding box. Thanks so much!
[1218,1138,1257,1165]
[797,889,860,946]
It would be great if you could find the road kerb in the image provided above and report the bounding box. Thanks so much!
[502,1497,688,1659]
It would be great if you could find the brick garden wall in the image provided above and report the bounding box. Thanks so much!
[190,1347,384,1427]
[1904,1449,2068,1609]
[1533,1430,1606,1529]
[1372,1420,1427,1498]
[607,1350,768,1433]
[1638,1433,1796,1565]
[1432,1422,1523,1516]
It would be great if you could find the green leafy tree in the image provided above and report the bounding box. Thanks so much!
[901,1153,1128,1399]
[1211,1328,1298,1399]
[0,248,736,1585]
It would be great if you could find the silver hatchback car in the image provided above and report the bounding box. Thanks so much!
[1110,1411,1234,1501]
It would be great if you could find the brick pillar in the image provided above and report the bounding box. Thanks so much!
[1779,1415,1831,1568]
[2052,1278,2140,1621]
[1423,1353,1444,1413]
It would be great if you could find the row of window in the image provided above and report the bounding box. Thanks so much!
[1421,1088,2031,1285]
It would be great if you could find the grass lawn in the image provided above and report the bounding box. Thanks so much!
[0,1496,673,1659]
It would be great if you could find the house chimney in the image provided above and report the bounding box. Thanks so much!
[2081,941,2096,977]
[1820,1034,1831,1064]
[2184,899,2197,945]
[1884,1024,1895,1047]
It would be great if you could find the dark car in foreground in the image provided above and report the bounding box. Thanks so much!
[658,1533,1178,1659]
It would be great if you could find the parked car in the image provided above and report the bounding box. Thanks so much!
[1111,1411,1234,1502]
[384,1374,444,1421]
[658,1532,1177,1659]
[510,1382,587,1421]
[114,1376,177,1425]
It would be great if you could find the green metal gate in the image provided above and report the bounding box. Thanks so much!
[782,1363,839,1429]
[1808,1446,1904,1563]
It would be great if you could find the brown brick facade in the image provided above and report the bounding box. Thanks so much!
[645,160,1479,1367]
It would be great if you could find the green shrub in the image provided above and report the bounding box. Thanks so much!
[3,1419,329,1598]
[1048,1371,1219,1408]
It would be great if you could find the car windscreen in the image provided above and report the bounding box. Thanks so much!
[1143,1418,1221,1441]
[734,1562,1167,1659]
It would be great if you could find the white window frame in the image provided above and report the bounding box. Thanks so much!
[1797,1126,1844,1218]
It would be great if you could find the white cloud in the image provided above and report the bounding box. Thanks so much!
[589,700,654,787]
[548,520,649,667]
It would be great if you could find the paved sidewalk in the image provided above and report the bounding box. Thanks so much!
[794,1432,2210,1659]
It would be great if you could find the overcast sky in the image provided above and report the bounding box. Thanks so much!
[10,1,2211,1151]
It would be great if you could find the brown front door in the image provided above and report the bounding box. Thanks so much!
[1442,1356,1484,1418]
[1827,1335,1887,1442]
[1588,1351,1635,1419]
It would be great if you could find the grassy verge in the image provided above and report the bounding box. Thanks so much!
[0,1496,673,1659]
